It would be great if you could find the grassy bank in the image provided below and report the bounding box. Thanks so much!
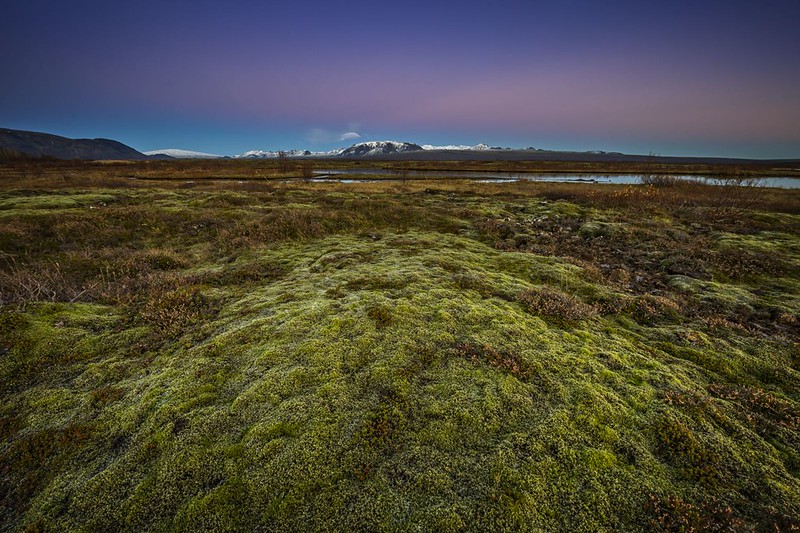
[1,156,799,185]
[1,168,799,531]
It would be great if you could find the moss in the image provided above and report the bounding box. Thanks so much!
[0,193,116,211]
[1,184,799,530]
[578,221,628,240]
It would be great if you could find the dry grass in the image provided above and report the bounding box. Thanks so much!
[517,287,597,325]
[1,160,799,531]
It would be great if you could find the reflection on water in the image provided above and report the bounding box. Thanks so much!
[311,169,800,188]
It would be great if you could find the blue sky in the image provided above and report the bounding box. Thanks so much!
[2,0,799,157]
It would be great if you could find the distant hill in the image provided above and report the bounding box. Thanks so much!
[4,127,798,166]
[0,146,36,161]
[235,140,799,166]
[143,148,223,159]
[357,147,800,166]
[0,128,152,160]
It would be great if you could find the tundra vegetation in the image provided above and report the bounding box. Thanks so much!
[0,160,799,531]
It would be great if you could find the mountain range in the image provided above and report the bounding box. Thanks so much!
[0,130,479,160]
[234,142,500,159]
[2,128,798,166]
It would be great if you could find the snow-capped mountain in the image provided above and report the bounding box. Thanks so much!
[234,141,509,159]
[421,143,494,151]
[144,149,223,159]
[235,141,424,159]
[238,149,310,158]
[339,141,423,157]
[236,148,345,159]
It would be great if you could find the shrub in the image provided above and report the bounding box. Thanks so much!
[139,285,218,336]
[455,341,532,380]
[628,294,680,324]
[0,257,96,305]
[704,174,766,216]
[199,261,286,287]
[646,494,745,532]
[139,249,187,271]
[709,384,800,431]
[517,287,596,325]
[299,161,314,181]
[709,247,790,281]
[640,174,686,187]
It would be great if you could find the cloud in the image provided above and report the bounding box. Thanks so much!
[306,127,363,145]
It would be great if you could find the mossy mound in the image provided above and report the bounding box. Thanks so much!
[1,183,799,531]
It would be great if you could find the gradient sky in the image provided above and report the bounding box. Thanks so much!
[2,0,799,157]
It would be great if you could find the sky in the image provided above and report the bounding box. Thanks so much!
[1,0,799,158]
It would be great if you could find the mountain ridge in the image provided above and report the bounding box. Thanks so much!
[0,128,153,160]
[3,127,798,165]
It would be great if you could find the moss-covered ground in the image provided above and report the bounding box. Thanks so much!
[1,175,799,531]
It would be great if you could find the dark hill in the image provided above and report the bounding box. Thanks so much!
[0,128,153,160]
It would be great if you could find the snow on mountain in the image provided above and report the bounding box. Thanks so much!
[233,140,528,159]
[238,149,310,158]
[421,143,493,151]
[339,141,423,157]
[236,141,423,159]
[144,149,223,159]
[236,148,344,159]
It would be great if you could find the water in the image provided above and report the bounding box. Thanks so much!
[311,169,800,188]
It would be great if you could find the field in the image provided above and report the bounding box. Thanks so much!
[1,160,799,531]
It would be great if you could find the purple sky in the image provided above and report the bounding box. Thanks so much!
[2,0,799,157]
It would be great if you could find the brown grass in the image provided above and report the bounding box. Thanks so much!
[517,287,597,325]
[1,158,798,205]
[455,341,532,380]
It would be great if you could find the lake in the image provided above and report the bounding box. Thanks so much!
[311,169,800,188]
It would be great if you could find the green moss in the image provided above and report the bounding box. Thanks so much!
[0,193,116,211]
[1,185,799,531]
[578,221,628,240]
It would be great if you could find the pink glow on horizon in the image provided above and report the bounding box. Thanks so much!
[3,0,798,157]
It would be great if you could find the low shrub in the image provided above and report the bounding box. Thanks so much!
[709,247,791,281]
[139,285,218,336]
[640,174,691,187]
[455,341,532,380]
[709,384,800,431]
[199,261,286,287]
[0,258,95,305]
[628,294,680,324]
[646,494,745,532]
[517,287,596,325]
